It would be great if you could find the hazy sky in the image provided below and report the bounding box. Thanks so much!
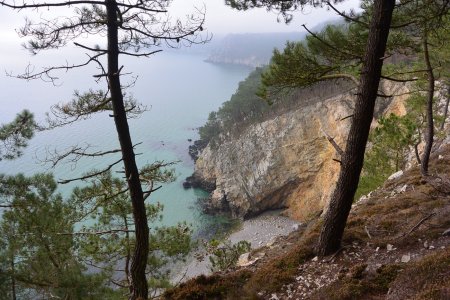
[171,0,361,34]
[0,0,362,72]
[0,0,362,120]
[0,1,361,40]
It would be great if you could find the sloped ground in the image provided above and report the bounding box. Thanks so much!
[164,145,450,300]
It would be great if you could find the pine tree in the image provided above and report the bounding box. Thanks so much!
[0,111,35,161]
[227,0,449,255]
[0,173,114,299]
[0,0,206,298]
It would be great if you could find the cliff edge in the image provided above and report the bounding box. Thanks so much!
[192,81,409,221]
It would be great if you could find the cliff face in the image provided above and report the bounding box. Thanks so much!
[193,81,409,221]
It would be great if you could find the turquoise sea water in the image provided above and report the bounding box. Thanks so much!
[0,51,251,234]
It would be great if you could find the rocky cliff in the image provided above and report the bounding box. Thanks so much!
[192,81,410,221]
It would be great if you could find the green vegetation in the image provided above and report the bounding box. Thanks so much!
[207,240,251,272]
[1,0,206,297]
[70,169,192,292]
[356,113,418,200]
[0,110,35,161]
[0,171,193,298]
[199,66,353,147]
[199,67,270,146]
[0,173,113,299]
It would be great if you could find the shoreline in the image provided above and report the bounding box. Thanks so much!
[172,209,300,283]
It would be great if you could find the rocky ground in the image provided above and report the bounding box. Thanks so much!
[172,210,300,283]
[165,144,450,300]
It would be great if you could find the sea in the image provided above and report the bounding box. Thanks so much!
[0,51,251,236]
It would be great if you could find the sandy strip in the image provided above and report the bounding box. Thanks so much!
[172,210,300,283]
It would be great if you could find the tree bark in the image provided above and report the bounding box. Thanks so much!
[420,30,435,176]
[317,0,395,256]
[440,86,449,130]
[10,256,16,300]
[106,1,149,299]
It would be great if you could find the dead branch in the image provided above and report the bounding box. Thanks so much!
[326,1,369,27]
[340,114,354,121]
[364,226,372,239]
[321,128,344,156]
[400,212,436,237]
[57,228,134,235]
[380,75,418,83]
[324,246,347,262]
[57,158,123,184]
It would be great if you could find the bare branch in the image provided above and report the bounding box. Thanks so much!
[58,158,122,184]
[0,0,105,10]
[340,114,354,121]
[321,128,344,156]
[74,42,107,53]
[380,75,418,83]
[119,49,162,57]
[8,53,106,84]
[400,212,436,237]
[57,228,135,235]
[326,1,369,27]
[39,144,121,169]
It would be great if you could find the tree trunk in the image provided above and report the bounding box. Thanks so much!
[10,256,16,300]
[439,86,449,130]
[106,1,149,299]
[420,30,435,176]
[317,0,395,256]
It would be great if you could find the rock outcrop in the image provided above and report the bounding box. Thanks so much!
[193,81,409,221]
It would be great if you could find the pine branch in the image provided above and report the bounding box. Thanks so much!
[326,1,369,27]
[302,24,362,61]
[57,158,123,184]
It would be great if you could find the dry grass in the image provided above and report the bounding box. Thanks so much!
[311,263,401,300]
[387,248,450,300]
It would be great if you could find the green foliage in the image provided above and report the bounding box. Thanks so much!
[356,113,418,200]
[207,240,251,272]
[0,165,189,296]
[199,67,270,144]
[47,89,145,128]
[259,23,364,99]
[70,170,192,292]
[0,110,35,161]
[258,11,415,100]
[0,173,114,299]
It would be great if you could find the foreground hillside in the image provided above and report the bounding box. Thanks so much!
[166,144,450,299]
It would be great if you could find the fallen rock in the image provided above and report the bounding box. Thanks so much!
[388,170,404,181]
[237,252,260,267]
[266,237,277,247]
[270,293,279,300]
[401,254,411,263]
